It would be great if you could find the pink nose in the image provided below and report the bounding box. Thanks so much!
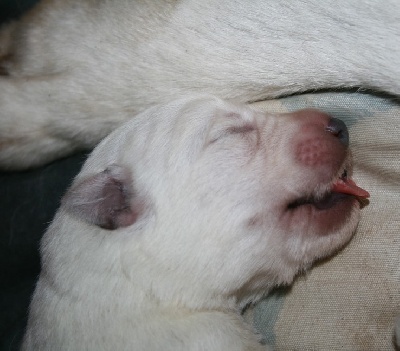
[290,109,348,169]
[288,109,349,147]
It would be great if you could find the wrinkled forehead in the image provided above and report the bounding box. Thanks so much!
[81,95,258,175]
[150,95,257,137]
[156,95,227,131]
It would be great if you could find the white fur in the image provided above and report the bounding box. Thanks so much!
[22,95,363,350]
[0,0,399,169]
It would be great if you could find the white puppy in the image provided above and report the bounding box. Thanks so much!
[22,95,370,350]
[0,0,399,169]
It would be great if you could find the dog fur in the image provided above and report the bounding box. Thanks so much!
[21,95,366,350]
[0,0,400,169]
[2,0,398,348]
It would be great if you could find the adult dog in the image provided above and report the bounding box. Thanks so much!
[21,95,370,350]
[0,0,399,170]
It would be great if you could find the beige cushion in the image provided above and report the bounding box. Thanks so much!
[248,92,400,350]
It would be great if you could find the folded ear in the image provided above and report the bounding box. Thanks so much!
[62,165,141,230]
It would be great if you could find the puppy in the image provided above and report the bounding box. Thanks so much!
[0,0,399,169]
[22,95,369,350]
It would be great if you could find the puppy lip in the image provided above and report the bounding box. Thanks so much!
[287,191,354,211]
[286,169,369,212]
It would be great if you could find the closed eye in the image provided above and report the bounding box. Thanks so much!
[209,123,256,144]
[227,124,256,135]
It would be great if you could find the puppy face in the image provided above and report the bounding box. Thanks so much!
[61,95,368,307]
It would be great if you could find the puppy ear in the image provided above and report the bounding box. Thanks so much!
[62,165,140,230]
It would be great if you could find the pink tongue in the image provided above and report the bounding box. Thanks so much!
[332,178,370,198]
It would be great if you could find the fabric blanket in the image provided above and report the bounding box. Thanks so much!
[246,92,400,351]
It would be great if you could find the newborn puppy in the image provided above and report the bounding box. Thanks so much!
[22,95,369,351]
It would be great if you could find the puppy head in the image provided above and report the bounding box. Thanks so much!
[60,95,368,307]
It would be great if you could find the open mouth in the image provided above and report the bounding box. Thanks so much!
[287,169,370,211]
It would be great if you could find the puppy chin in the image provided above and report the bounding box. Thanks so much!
[282,202,361,272]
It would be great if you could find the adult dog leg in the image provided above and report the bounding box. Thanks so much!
[0,75,128,170]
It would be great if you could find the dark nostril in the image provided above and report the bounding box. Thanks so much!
[325,117,349,147]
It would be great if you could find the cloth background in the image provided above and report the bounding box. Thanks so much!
[1,1,399,350]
